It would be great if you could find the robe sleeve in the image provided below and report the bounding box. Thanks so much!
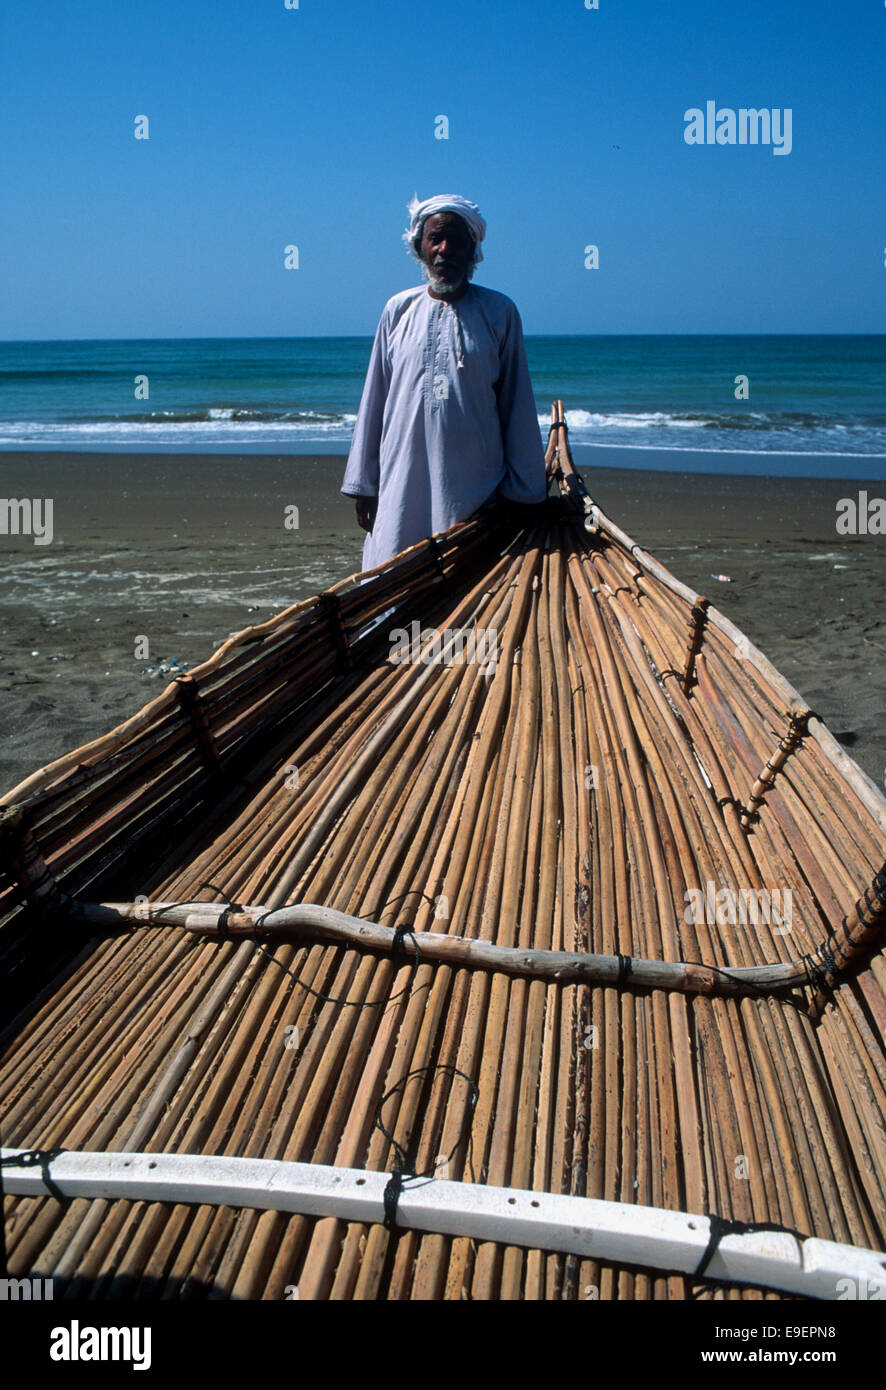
[341,307,390,498]
[495,303,548,505]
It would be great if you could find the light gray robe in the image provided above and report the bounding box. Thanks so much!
[341,283,547,569]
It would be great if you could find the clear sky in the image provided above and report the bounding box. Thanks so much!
[3,0,885,339]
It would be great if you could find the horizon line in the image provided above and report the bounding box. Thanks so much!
[3,331,885,346]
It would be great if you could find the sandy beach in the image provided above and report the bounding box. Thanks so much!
[0,448,884,798]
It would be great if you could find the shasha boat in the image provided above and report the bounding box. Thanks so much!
[1,403,884,1301]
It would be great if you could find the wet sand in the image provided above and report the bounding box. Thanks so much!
[0,450,884,798]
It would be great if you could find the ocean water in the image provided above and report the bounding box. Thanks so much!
[1,334,884,478]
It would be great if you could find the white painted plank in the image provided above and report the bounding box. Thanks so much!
[2,1147,883,1299]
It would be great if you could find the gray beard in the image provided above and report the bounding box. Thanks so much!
[421,261,471,295]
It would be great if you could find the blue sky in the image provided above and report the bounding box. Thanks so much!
[2,0,885,338]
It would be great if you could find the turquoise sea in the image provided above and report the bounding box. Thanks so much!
[1,334,884,478]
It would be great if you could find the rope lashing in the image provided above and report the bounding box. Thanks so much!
[681,596,710,695]
[0,1147,68,1204]
[316,592,353,669]
[693,1213,807,1284]
[373,1065,479,1233]
[548,412,599,533]
[806,865,886,1020]
[174,674,225,775]
[740,708,811,830]
[0,805,63,915]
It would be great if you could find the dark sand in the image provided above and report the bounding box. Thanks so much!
[1,450,884,798]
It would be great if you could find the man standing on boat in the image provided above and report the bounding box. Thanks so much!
[341,194,548,569]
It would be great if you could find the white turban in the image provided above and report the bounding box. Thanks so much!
[404,193,487,265]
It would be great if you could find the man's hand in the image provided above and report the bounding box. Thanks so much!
[355,498,378,533]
